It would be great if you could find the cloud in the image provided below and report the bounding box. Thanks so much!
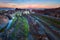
[0,3,60,8]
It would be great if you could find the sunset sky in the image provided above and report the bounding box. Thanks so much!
[0,0,60,8]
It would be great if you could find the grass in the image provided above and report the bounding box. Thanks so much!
[32,14,60,30]
[22,17,29,37]
[22,17,29,40]
[32,14,60,25]
[11,12,29,40]
[40,16,60,25]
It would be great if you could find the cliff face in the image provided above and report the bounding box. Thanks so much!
[32,7,60,18]
[44,7,60,18]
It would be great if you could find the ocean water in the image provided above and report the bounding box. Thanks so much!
[0,8,15,10]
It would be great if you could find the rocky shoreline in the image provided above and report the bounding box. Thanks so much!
[0,15,9,29]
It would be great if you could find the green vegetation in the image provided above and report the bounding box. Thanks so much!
[32,14,60,25]
[40,16,60,25]
[22,17,29,40]
[11,12,29,40]
[32,14,60,30]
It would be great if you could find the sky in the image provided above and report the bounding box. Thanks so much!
[0,0,60,8]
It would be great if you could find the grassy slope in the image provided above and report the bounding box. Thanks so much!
[11,12,29,40]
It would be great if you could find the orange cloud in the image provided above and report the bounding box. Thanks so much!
[0,3,60,8]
